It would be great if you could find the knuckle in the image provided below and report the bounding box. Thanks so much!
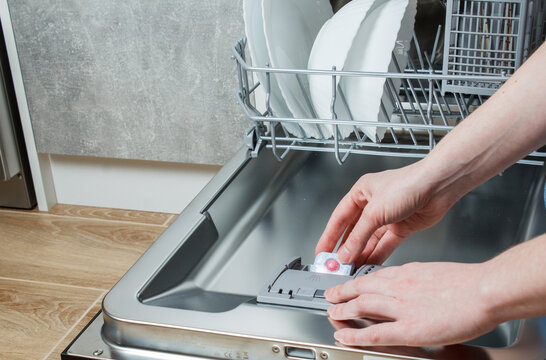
[355,294,368,307]
[343,331,356,344]
[357,174,370,186]
[353,278,367,293]
[398,323,416,345]
[344,235,362,251]
[327,286,341,300]
[329,304,341,317]
[350,182,369,206]
[362,206,381,227]
[366,329,382,345]
[341,280,354,296]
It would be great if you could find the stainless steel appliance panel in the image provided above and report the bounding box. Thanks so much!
[73,147,546,360]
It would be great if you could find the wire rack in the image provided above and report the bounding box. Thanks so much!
[232,34,545,166]
[442,0,546,95]
[526,0,546,55]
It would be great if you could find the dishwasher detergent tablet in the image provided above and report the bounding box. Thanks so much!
[310,252,354,276]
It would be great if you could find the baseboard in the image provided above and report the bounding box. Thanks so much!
[47,154,220,214]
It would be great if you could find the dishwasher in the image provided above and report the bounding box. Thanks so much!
[63,1,546,359]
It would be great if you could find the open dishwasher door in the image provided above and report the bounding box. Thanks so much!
[63,145,546,360]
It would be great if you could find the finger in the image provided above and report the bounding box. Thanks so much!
[337,209,362,249]
[354,227,385,267]
[366,230,407,265]
[337,207,381,263]
[327,317,375,331]
[369,265,399,278]
[328,293,399,321]
[325,274,390,303]
[334,321,408,347]
[316,192,366,255]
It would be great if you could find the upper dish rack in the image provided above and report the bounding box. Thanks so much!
[232,34,545,166]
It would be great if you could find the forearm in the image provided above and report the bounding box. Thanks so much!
[480,234,546,323]
[421,42,546,204]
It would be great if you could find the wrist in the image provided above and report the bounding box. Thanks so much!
[414,156,468,208]
[478,236,546,324]
[477,259,508,325]
[478,257,525,326]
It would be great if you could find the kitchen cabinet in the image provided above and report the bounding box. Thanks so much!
[7,0,246,165]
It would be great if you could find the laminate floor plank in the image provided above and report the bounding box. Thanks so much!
[0,278,103,360]
[45,301,103,360]
[0,211,165,289]
[165,214,178,226]
[0,204,174,226]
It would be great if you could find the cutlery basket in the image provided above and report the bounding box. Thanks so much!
[442,0,546,95]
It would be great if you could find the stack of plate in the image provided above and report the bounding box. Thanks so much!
[243,0,417,142]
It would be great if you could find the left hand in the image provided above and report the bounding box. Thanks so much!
[325,261,497,347]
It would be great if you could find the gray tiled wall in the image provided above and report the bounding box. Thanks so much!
[8,0,247,165]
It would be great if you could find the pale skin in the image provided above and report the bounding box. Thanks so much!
[315,42,546,346]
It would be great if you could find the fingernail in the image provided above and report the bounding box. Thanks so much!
[334,331,344,343]
[338,247,351,263]
[327,305,335,317]
[324,289,330,298]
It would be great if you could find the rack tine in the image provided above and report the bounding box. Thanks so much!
[248,81,260,95]
[424,53,452,118]
[338,86,365,142]
[452,92,466,122]
[423,53,449,126]
[294,73,314,137]
[386,77,417,145]
[399,69,415,111]
[412,30,426,70]
[459,92,471,116]
[279,140,295,160]
[330,66,346,165]
[269,121,282,161]
[465,94,476,111]
[398,58,431,140]
[427,75,436,150]
[431,25,442,66]
[380,100,398,144]
[295,73,316,118]
[405,56,431,111]
[265,65,282,161]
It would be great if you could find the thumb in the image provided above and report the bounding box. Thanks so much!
[334,321,407,347]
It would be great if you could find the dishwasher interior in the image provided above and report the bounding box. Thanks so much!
[63,1,546,359]
[63,148,546,360]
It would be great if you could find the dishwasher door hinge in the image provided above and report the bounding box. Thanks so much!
[244,125,265,158]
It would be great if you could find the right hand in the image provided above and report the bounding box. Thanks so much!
[315,160,455,265]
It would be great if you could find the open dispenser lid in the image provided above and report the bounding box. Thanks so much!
[257,252,383,311]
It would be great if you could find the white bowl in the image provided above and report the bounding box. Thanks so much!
[243,0,305,138]
[340,0,417,141]
[308,0,376,139]
[262,0,333,139]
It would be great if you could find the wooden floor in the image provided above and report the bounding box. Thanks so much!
[0,204,175,360]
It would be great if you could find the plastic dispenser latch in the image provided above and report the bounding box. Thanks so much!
[257,252,384,311]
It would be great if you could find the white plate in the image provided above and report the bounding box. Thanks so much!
[308,0,377,139]
[340,0,417,141]
[243,0,305,138]
[262,0,333,139]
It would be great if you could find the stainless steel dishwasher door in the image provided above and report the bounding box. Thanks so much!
[65,147,546,360]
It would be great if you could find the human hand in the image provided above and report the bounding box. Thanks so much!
[315,161,455,265]
[325,262,497,346]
